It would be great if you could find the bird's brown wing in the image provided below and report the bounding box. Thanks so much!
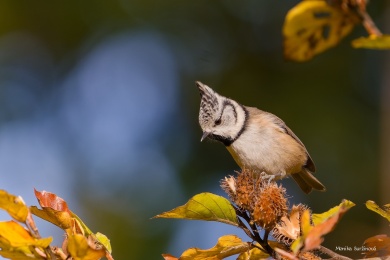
[271,115,316,172]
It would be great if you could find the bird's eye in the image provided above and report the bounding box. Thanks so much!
[215,119,222,125]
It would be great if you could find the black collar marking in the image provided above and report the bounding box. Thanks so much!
[210,103,248,146]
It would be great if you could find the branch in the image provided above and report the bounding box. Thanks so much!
[318,246,353,260]
[234,207,276,257]
[358,10,383,36]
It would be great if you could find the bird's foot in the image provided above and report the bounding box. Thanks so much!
[259,172,275,185]
[259,172,286,185]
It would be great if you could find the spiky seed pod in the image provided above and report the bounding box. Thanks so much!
[233,168,262,211]
[220,176,237,201]
[272,204,309,246]
[252,182,288,230]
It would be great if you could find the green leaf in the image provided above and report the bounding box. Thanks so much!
[312,199,355,226]
[366,200,390,222]
[70,211,94,236]
[352,35,390,49]
[153,192,238,226]
[95,232,112,253]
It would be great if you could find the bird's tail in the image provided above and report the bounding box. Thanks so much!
[292,169,326,194]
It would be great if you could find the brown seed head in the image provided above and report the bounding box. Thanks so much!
[220,176,237,201]
[233,168,263,211]
[273,204,310,246]
[252,182,288,230]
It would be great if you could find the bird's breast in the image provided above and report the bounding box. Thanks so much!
[226,126,306,175]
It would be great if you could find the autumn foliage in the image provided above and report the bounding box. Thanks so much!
[155,169,390,260]
[154,1,390,258]
[0,189,113,260]
[1,1,390,260]
[283,0,390,62]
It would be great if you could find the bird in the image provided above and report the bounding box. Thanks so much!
[196,81,325,194]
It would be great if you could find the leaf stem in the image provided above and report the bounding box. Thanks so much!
[355,6,382,36]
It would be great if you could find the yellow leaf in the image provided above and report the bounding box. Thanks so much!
[290,210,311,254]
[30,206,72,230]
[177,235,249,260]
[0,221,52,248]
[0,190,29,222]
[283,0,359,62]
[312,199,355,226]
[0,249,45,259]
[153,192,238,226]
[300,210,312,235]
[237,244,270,260]
[352,35,390,49]
[67,234,105,260]
[365,200,390,222]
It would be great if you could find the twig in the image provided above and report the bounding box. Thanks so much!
[318,246,353,260]
[358,9,383,37]
[26,211,40,238]
[26,211,56,259]
[237,217,257,242]
[234,207,276,257]
[52,246,67,260]
[263,229,270,245]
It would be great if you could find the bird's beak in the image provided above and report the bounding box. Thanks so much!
[201,131,210,142]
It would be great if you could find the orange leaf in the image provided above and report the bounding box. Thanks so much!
[31,190,74,230]
[304,204,349,251]
[162,254,179,260]
[34,189,71,214]
[362,234,390,258]
[34,190,95,236]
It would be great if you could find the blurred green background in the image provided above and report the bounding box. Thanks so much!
[0,1,389,259]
